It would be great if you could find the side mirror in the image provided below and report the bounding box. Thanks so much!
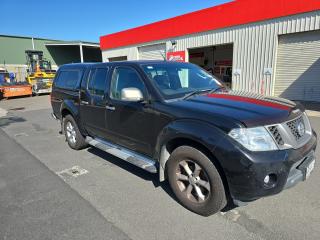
[121,87,144,102]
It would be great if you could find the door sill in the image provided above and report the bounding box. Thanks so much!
[86,136,158,173]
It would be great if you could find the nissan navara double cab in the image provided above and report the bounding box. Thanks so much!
[51,61,317,216]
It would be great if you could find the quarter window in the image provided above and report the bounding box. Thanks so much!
[55,70,82,89]
[110,67,146,100]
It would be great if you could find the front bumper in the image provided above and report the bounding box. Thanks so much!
[284,150,315,190]
[214,131,317,205]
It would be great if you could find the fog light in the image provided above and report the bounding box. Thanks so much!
[264,174,277,188]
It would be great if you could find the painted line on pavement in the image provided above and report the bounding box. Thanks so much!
[0,108,8,118]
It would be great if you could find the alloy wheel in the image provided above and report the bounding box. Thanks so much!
[175,160,211,203]
[66,121,77,144]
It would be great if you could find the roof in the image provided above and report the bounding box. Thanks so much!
[100,0,320,50]
[45,41,99,48]
[59,60,186,68]
[58,63,96,69]
[0,34,62,42]
[0,34,99,45]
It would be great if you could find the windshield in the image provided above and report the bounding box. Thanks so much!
[141,62,223,100]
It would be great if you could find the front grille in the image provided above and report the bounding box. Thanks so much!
[268,126,284,145]
[286,116,304,141]
[266,113,311,150]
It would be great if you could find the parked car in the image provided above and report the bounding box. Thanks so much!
[51,61,317,216]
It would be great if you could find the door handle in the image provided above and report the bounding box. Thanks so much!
[81,100,89,105]
[106,105,116,111]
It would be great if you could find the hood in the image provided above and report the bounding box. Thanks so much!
[171,91,303,127]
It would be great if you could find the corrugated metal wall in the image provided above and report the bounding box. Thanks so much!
[102,11,320,96]
[0,36,60,65]
[275,30,320,101]
[138,44,166,60]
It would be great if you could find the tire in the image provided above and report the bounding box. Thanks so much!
[167,146,227,216]
[63,114,88,150]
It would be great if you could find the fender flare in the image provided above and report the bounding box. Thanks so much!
[60,100,87,135]
[155,119,226,181]
[60,100,79,119]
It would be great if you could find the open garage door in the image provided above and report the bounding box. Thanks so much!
[139,44,166,60]
[275,31,320,102]
[108,56,127,62]
[189,44,233,88]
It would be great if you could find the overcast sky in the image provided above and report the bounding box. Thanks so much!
[1,0,230,42]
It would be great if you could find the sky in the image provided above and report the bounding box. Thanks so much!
[1,0,230,43]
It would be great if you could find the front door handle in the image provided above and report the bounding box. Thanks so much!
[81,100,89,105]
[106,105,116,111]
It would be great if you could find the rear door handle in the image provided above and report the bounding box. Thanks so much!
[81,100,89,105]
[106,105,116,111]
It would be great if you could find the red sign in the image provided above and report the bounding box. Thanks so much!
[167,51,186,62]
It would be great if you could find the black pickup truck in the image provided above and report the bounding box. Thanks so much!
[51,61,317,216]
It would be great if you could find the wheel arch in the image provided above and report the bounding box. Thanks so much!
[156,120,231,199]
[60,101,86,136]
[61,108,72,118]
[59,100,78,119]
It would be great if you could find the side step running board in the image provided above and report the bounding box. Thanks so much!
[86,137,158,173]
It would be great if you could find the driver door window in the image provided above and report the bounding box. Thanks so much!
[110,67,146,100]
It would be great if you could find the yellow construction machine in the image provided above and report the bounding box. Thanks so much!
[25,50,56,95]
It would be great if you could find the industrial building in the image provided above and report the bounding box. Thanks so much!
[100,0,320,102]
[0,35,101,81]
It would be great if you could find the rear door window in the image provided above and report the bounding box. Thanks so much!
[87,68,109,96]
[55,70,82,89]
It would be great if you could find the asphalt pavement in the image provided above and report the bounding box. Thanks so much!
[0,126,130,240]
[0,95,319,240]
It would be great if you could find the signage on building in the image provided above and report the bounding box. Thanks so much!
[167,51,186,62]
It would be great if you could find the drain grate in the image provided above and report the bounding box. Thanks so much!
[56,166,88,180]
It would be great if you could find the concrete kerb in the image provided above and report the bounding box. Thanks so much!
[306,110,320,118]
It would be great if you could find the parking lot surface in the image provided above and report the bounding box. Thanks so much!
[0,95,319,240]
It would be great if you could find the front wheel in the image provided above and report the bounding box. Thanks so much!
[167,146,227,216]
[63,115,88,150]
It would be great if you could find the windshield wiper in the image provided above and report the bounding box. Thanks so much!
[209,86,226,94]
[183,89,212,100]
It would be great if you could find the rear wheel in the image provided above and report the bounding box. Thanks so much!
[63,115,88,150]
[167,146,227,216]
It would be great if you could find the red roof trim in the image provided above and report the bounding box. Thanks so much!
[100,0,320,50]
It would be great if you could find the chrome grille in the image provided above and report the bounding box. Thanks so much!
[268,126,284,145]
[266,113,312,150]
[286,116,304,141]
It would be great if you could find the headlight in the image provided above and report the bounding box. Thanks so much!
[228,127,278,151]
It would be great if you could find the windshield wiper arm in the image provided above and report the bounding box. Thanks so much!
[183,89,212,100]
[209,86,226,94]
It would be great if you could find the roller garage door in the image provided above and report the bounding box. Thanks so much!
[275,31,320,102]
[139,44,166,60]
